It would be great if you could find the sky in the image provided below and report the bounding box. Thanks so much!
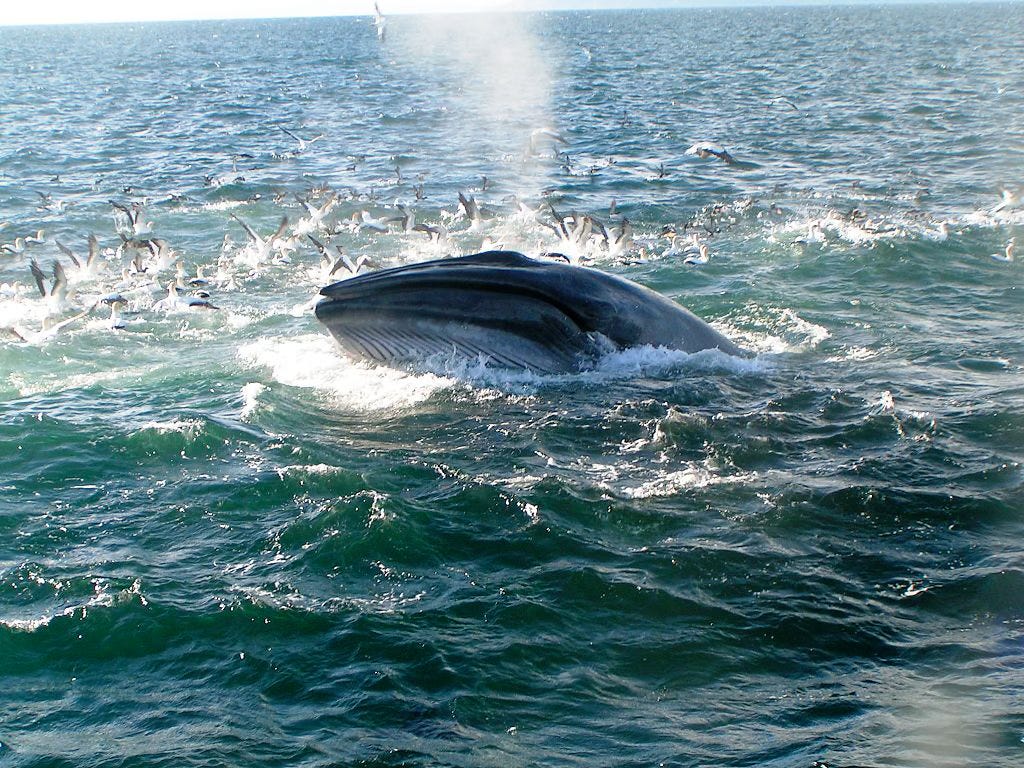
[0,0,700,27]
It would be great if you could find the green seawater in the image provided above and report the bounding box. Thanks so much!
[1,4,1022,766]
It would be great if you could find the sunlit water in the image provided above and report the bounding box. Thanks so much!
[1,4,1022,766]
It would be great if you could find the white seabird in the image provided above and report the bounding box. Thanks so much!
[110,200,153,238]
[794,220,826,245]
[3,302,96,345]
[153,281,219,312]
[279,127,324,154]
[608,218,633,259]
[144,238,177,273]
[684,243,710,266]
[768,96,799,110]
[990,237,1016,262]
[56,234,103,279]
[1,237,26,255]
[373,1,386,41]
[387,203,416,233]
[101,294,128,330]
[231,214,290,263]
[307,235,349,280]
[458,192,486,229]
[354,210,389,234]
[29,258,71,314]
[293,192,338,234]
[411,222,449,249]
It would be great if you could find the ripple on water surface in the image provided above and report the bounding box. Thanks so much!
[1,4,1023,768]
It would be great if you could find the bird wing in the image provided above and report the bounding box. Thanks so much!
[29,259,47,297]
[109,200,133,217]
[87,234,99,267]
[51,260,68,302]
[230,214,259,243]
[307,235,328,256]
[458,192,478,219]
[56,241,82,268]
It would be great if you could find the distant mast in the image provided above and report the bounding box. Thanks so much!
[373,2,386,42]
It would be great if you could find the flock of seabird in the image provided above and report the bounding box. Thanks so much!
[0,3,1019,346]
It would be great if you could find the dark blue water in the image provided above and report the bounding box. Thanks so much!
[1,4,1022,766]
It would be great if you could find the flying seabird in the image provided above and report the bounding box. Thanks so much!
[307,235,374,278]
[231,214,290,263]
[458,192,488,229]
[308,235,347,278]
[3,302,97,344]
[412,223,449,247]
[528,127,569,156]
[388,203,416,233]
[685,142,736,165]
[29,258,71,313]
[110,200,153,238]
[295,192,338,232]
[353,210,389,233]
[279,127,324,153]
[56,234,103,278]
[373,1,386,41]
[768,95,799,110]
[142,238,177,272]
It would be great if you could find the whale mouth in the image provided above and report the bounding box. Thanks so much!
[315,290,597,373]
[315,251,602,373]
[314,251,745,373]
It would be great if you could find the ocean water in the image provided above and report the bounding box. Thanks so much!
[1,3,1022,766]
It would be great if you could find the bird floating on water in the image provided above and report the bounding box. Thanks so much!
[154,280,218,312]
[990,237,1015,262]
[684,243,710,266]
[1,238,27,255]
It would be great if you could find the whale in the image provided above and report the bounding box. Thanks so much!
[314,250,745,374]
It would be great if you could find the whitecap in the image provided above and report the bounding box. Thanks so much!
[10,367,141,397]
[135,418,204,437]
[0,577,145,633]
[240,382,266,419]
[238,333,453,411]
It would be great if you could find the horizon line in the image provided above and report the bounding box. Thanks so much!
[0,0,1012,28]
